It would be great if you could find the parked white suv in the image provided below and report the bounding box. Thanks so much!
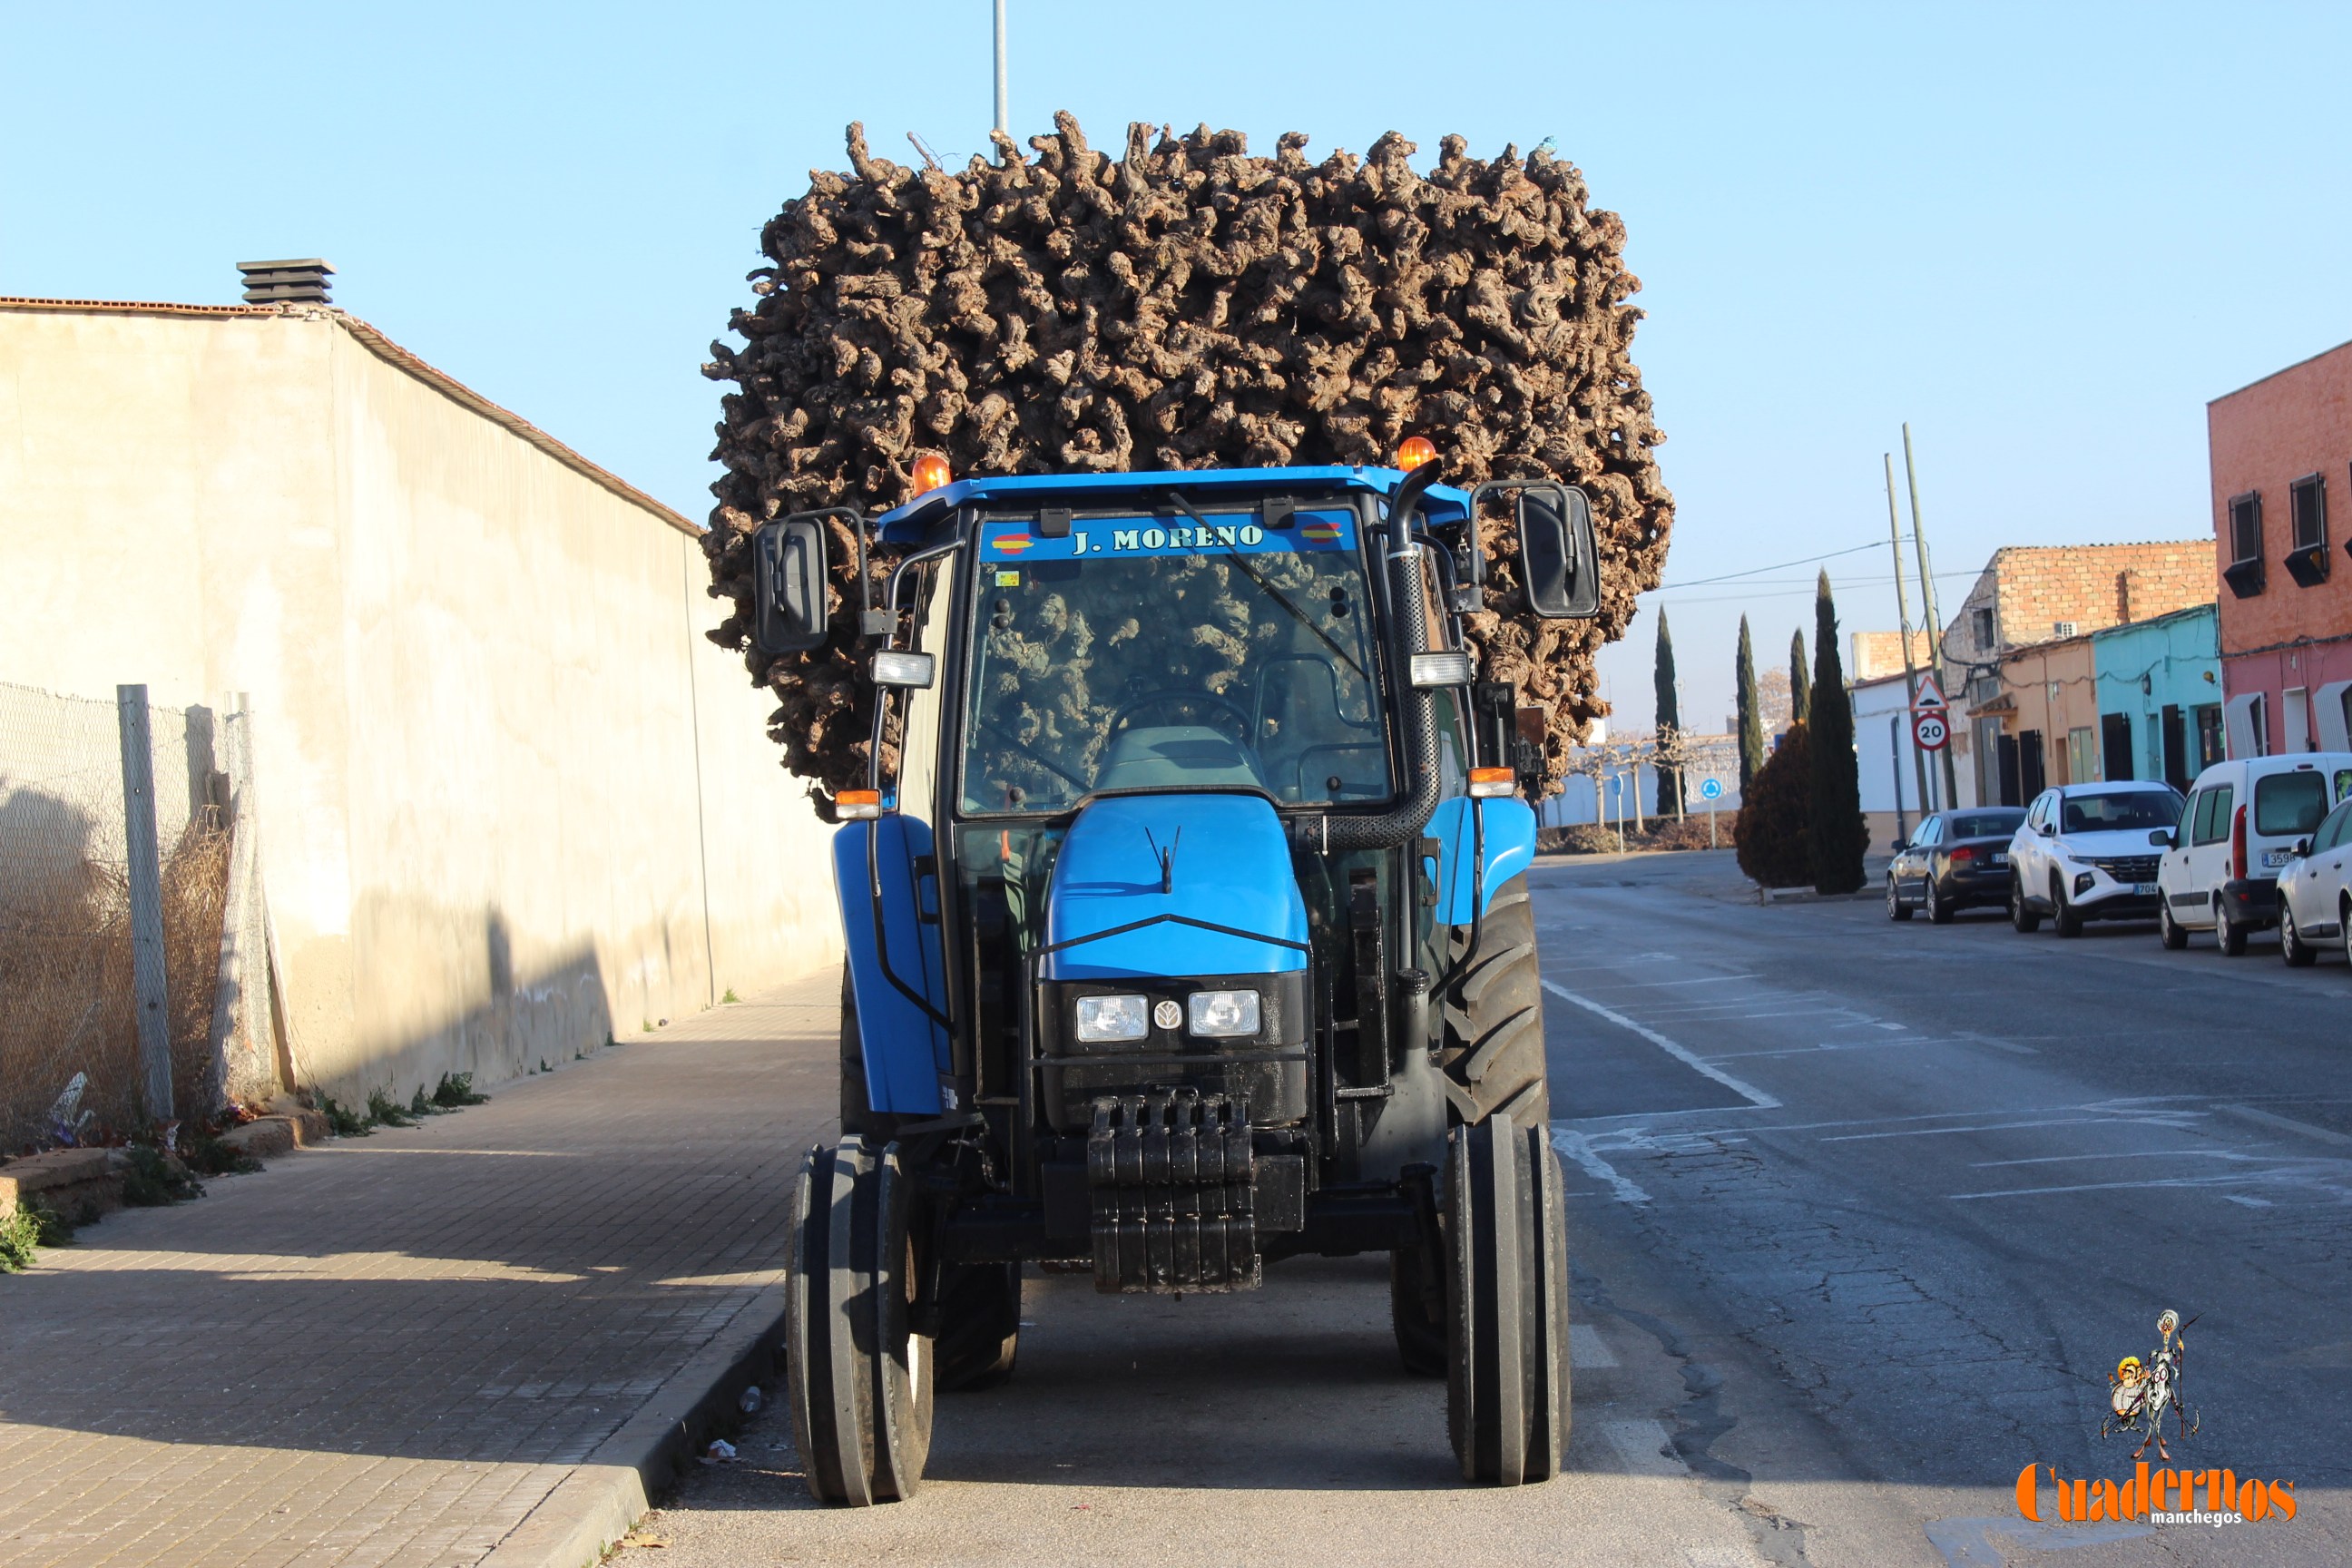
[2278,794,2352,966]
[2007,782,2185,937]
[2158,753,2352,955]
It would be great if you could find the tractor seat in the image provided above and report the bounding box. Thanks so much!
[1094,725,1267,792]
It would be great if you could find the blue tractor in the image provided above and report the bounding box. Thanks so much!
[750,456,1602,1499]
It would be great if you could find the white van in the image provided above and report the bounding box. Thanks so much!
[2156,752,2352,954]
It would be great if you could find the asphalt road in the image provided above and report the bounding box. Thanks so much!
[619,850,2349,1567]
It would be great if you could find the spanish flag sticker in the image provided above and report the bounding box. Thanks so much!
[1301,519,1343,542]
[991,530,1034,555]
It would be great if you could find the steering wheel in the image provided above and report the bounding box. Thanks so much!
[1108,690,1254,743]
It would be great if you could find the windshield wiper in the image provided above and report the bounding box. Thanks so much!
[1167,492,1367,681]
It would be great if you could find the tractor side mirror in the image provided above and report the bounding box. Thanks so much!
[1515,485,1600,619]
[752,516,829,654]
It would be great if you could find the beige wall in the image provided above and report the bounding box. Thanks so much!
[0,303,839,1098]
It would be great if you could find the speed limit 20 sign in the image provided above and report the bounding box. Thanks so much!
[1913,710,1950,751]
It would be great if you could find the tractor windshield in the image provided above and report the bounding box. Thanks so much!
[957,504,1394,815]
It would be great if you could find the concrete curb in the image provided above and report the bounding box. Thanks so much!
[478,1278,790,1568]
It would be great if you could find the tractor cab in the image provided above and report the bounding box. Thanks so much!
[750,459,1600,1500]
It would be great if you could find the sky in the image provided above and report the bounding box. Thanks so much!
[8,1,2350,736]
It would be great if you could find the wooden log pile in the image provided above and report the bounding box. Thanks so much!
[703,114,1672,817]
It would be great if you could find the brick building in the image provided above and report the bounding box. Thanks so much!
[2206,339,2352,755]
[1939,542,2217,806]
[1848,629,1933,683]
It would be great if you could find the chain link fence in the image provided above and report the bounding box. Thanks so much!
[0,681,260,1154]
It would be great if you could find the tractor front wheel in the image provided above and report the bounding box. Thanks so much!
[784,1139,932,1505]
[1446,1114,1571,1485]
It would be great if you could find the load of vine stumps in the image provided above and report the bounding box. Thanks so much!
[703,114,1672,819]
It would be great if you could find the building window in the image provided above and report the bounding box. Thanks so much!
[2053,621,2079,638]
[1971,606,1995,649]
[2223,492,2265,598]
[2286,686,2311,752]
[2193,703,2225,770]
[2287,475,2330,587]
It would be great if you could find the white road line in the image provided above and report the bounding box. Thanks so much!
[1820,1116,2175,1143]
[1550,1127,1652,1205]
[2222,1103,2352,1148]
[1569,1322,1618,1368]
[1578,974,1760,990]
[1542,979,1781,1109]
[1969,1151,2269,1169]
[1949,1173,2267,1200]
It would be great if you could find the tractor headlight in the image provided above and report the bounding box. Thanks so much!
[1186,989,1261,1037]
[1073,994,1149,1042]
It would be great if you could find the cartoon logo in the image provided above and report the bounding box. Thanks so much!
[2102,1308,2199,1462]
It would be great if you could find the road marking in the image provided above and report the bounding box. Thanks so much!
[1551,1127,1652,1205]
[2228,1194,2275,1208]
[1543,978,1782,1108]
[1949,1173,2267,1200]
[1969,1150,2269,1168]
[1580,974,1760,990]
[1820,1116,2181,1143]
[1926,1518,2150,1566]
[1569,1322,1618,1368]
[1602,1417,1688,1476]
[2222,1103,2352,1148]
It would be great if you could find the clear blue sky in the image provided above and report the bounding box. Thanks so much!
[8,2,2348,736]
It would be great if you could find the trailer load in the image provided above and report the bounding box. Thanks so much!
[702,116,1671,817]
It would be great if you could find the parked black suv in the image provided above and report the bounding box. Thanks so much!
[1886,808,2029,923]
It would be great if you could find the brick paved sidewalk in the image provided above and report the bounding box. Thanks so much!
[0,974,838,1568]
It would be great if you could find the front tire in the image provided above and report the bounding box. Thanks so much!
[1887,876,1913,921]
[2281,902,2317,966]
[1446,1115,1570,1485]
[2159,897,2189,950]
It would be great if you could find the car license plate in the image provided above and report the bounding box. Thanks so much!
[1991,853,2008,867]
[2132,882,2158,896]
[2263,848,2292,869]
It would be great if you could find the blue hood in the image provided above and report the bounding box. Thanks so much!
[1041,794,1309,981]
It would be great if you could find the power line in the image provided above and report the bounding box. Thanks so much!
[1652,537,1901,592]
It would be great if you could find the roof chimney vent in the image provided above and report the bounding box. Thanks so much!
[236,259,335,306]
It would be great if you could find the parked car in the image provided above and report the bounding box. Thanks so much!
[2159,753,2352,955]
[2007,782,2185,937]
[2278,795,2352,965]
[1886,807,2027,923]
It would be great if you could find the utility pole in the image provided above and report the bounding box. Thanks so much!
[117,684,172,1123]
[1904,423,1961,808]
[1885,453,1936,814]
[993,0,1009,140]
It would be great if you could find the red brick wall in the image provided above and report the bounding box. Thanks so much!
[2207,338,2352,751]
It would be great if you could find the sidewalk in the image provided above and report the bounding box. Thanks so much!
[0,973,838,1568]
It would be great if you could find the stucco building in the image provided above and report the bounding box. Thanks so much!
[2206,339,2352,756]
[2089,603,2222,790]
[0,284,838,1102]
[1940,542,2216,808]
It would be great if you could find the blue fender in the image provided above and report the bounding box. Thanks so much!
[1426,795,1538,926]
[833,815,951,1114]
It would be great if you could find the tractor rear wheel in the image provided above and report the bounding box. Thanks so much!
[784,1138,933,1505]
[1445,1114,1570,1485]
[1438,875,1550,1127]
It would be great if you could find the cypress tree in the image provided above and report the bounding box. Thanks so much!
[1808,571,1868,894]
[1789,629,1811,725]
[1653,610,1682,817]
[1736,616,1764,796]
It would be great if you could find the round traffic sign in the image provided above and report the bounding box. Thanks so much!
[1699,777,1724,801]
[1913,710,1950,751]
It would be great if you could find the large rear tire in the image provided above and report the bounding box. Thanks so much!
[1438,876,1550,1127]
[1445,1115,1570,1485]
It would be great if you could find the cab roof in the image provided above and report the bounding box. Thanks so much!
[875,465,1473,544]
